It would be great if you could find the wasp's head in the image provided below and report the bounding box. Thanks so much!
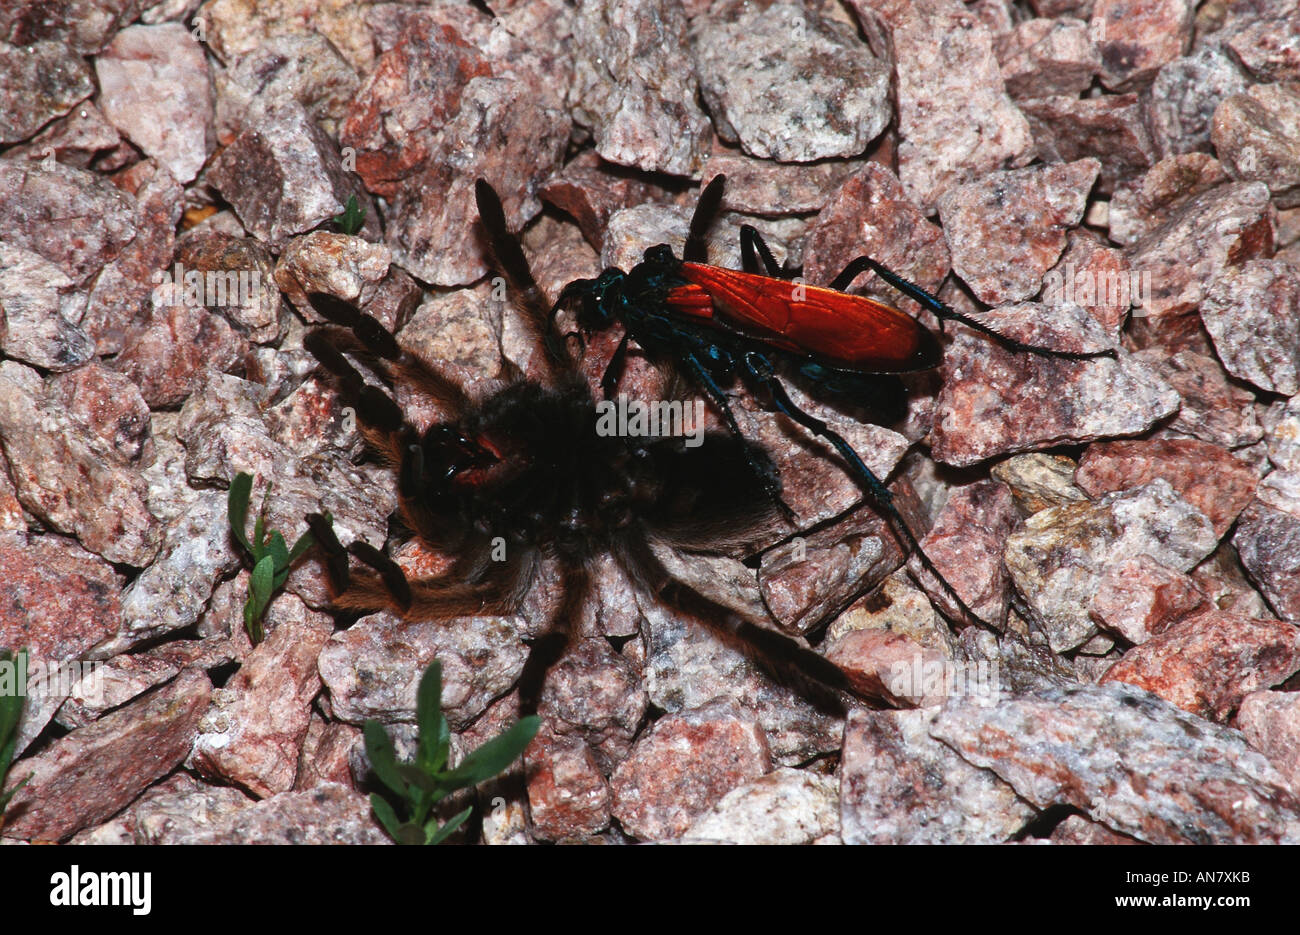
[557,267,626,333]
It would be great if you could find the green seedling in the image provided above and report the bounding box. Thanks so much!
[365,660,540,845]
[333,195,366,236]
[227,472,315,644]
[0,649,31,822]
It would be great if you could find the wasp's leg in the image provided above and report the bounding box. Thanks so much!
[679,351,796,522]
[738,225,784,278]
[739,351,994,632]
[600,331,632,401]
[827,257,1116,362]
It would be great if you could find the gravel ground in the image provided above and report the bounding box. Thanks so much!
[1,0,1299,845]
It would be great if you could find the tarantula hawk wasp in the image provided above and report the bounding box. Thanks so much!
[298,196,862,716]
[546,174,1115,632]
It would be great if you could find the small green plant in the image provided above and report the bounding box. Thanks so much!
[227,472,315,644]
[333,194,366,236]
[0,649,31,823]
[365,659,540,845]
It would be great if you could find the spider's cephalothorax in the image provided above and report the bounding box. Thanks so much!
[299,185,853,713]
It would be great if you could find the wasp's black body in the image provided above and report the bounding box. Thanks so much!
[546,176,1114,630]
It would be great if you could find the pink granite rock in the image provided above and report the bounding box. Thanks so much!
[0,40,93,144]
[699,151,856,217]
[540,153,675,249]
[1236,690,1300,790]
[0,362,159,566]
[610,699,770,841]
[48,363,154,467]
[1233,472,1300,623]
[318,609,528,731]
[570,0,708,176]
[1019,94,1156,192]
[1106,152,1229,247]
[997,17,1099,99]
[1124,181,1274,319]
[1133,350,1262,449]
[1100,611,1300,721]
[1218,0,1300,82]
[842,707,1033,844]
[1149,47,1248,157]
[1004,479,1218,651]
[931,306,1175,467]
[1089,555,1207,643]
[525,726,611,841]
[0,531,121,666]
[914,480,1018,625]
[848,0,1032,212]
[932,681,1300,844]
[938,160,1100,305]
[1,669,212,841]
[537,638,646,773]
[0,242,92,372]
[0,159,136,287]
[95,23,213,182]
[82,158,184,356]
[759,503,902,636]
[691,3,890,162]
[797,163,952,301]
[1075,438,1260,537]
[1042,231,1133,337]
[1089,0,1194,91]
[189,596,335,798]
[1200,259,1300,396]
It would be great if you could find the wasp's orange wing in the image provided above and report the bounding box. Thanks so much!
[667,263,940,371]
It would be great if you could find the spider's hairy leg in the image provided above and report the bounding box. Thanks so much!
[304,326,410,464]
[306,292,469,415]
[306,511,350,594]
[616,536,854,715]
[306,511,534,619]
[517,562,590,715]
[473,179,572,376]
[684,174,726,264]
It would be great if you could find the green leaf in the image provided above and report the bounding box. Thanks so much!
[0,773,32,815]
[394,823,426,846]
[251,511,267,561]
[369,793,404,840]
[267,531,289,569]
[415,661,450,773]
[227,473,253,555]
[362,720,409,801]
[438,716,540,791]
[267,531,291,589]
[426,806,472,845]
[397,764,438,795]
[244,555,276,643]
[0,649,25,743]
[287,530,315,565]
[251,554,275,603]
[333,195,366,236]
[0,649,29,817]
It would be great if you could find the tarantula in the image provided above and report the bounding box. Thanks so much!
[301,184,857,713]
